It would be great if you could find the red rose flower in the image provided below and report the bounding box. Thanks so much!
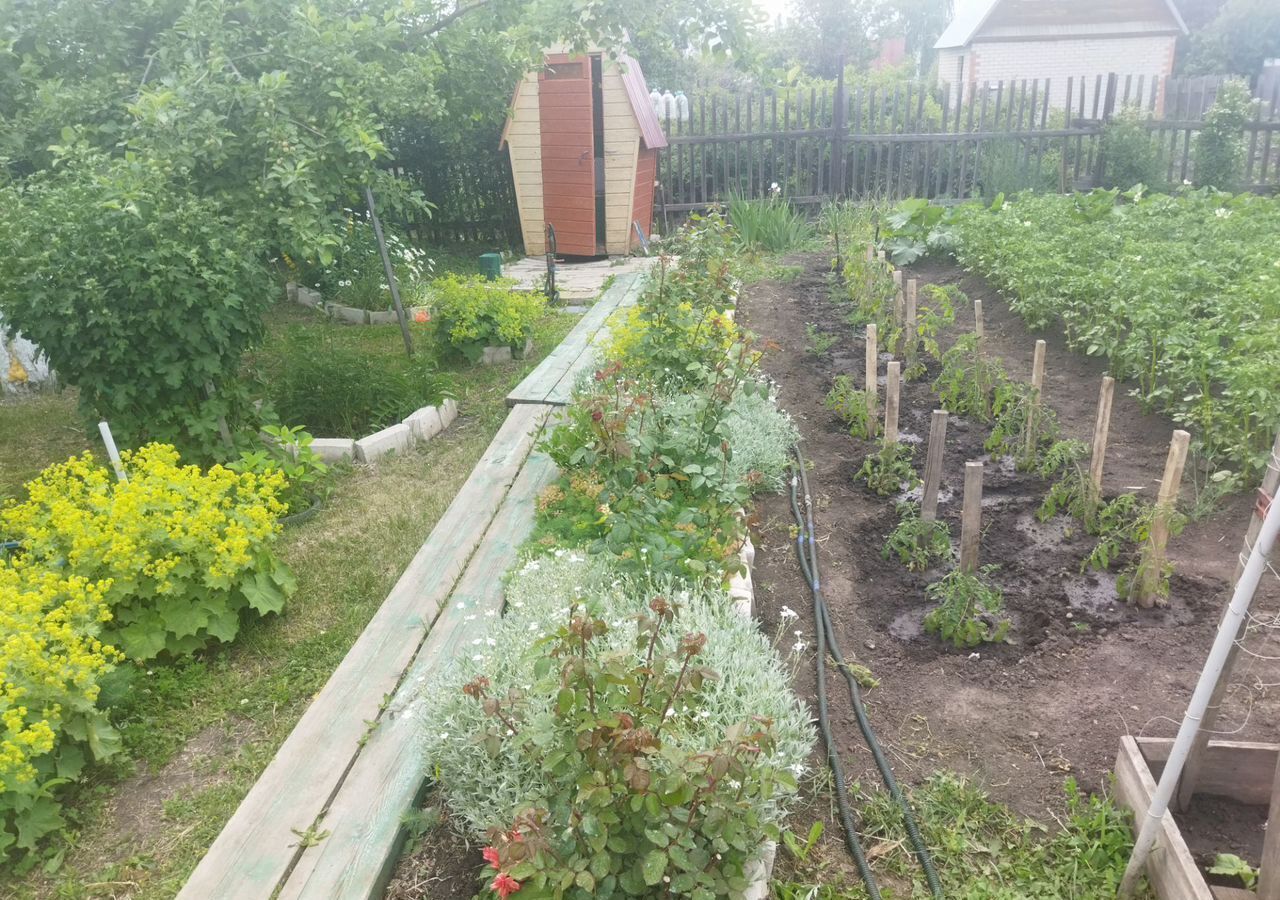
[482,846,500,869]
[492,872,521,898]
[414,309,431,323]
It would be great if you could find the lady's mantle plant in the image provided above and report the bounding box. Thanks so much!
[2,444,295,660]
[0,562,121,860]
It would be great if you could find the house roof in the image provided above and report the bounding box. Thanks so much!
[934,0,1187,49]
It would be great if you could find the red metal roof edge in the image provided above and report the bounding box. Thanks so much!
[619,54,668,150]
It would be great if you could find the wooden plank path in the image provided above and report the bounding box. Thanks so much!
[506,270,647,407]
[178,403,552,899]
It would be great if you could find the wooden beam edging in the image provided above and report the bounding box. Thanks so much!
[278,446,560,899]
[177,402,554,900]
[506,270,648,407]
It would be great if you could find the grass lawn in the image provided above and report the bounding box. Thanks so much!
[0,391,91,499]
[0,306,576,899]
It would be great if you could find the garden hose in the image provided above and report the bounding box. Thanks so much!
[787,470,883,900]
[790,446,945,898]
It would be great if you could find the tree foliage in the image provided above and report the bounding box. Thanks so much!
[0,0,755,455]
[1183,0,1280,76]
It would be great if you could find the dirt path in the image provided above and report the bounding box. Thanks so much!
[739,252,1280,839]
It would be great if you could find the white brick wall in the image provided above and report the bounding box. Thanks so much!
[938,34,1177,110]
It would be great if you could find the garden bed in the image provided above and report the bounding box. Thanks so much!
[737,251,1280,843]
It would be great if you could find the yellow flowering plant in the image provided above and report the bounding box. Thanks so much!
[2,444,296,661]
[429,274,547,363]
[0,561,121,859]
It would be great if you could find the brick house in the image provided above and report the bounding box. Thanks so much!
[934,0,1188,109]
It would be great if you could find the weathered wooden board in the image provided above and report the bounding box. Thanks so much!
[506,271,644,407]
[1139,736,1278,808]
[278,446,560,899]
[177,403,552,900]
[1115,736,1217,900]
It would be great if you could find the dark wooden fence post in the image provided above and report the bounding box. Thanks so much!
[833,62,847,198]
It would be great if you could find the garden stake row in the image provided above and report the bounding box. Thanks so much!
[1131,429,1191,607]
[864,323,878,437]
[789,446,943,898]
[884,361,901,444]
[920,410,949,533]
[959,460,984,573]
[1088,375,1116,502]
[1023,339,1047,461]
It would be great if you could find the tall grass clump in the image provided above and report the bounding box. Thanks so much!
[728,193,813,252]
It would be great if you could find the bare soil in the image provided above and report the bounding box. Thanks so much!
[384,800,479,900]
[739,253,1280,876]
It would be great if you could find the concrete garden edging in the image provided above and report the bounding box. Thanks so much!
[286,281,531,365]
[304,398,458,465]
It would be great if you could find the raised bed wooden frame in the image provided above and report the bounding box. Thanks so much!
[1115,735,1278,900]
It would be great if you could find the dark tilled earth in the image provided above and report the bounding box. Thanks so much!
[740,252,1280,879]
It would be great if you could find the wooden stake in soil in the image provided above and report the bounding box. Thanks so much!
[865,324,878,438]
[1023,339,1047,460]
[959,461,984,573]
[892,269,903,291]
[905,278,919,362]
[921,410,949,525]
[974,298,985,348]
[1132,429,1191,608]
[1088,376,1116,500]
[866,242,875,263]
[1177,431,1280,811]
[884,361,901,445]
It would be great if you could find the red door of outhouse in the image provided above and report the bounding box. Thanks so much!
[538,54,598,256]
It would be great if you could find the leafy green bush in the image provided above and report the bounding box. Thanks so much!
[881,198,957,265]
[924,567,1010,649]
[231,425,334,516]
[857,441,920,496]
[420,554,813,896]
[430,275,547,362]
[882,503,952,572]
[266,331,453,437]
[0,152,273,460]
[1098,107,1164,190]
[824,374,873,437]
[728,193,813,252]
[932,334,1005,422]
[1193,79,1252,190]
[1,562,121,862]
[952,189,1280,474]
[1,445,295,660]
[292,215,433,311]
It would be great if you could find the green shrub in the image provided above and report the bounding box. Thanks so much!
[266,331,453,437]
[933,334,1004,422]
[825,374,873,437]
[0,561,121,862]
[882,503,952,572]
[728,193,814,252]
[292,214,433,311]
[1099,107,1164,190]
[1193,79,1252,190]
[881,198,957,265]
[430,275,547,363]
[0,152,274,460]
[857,441,920,496]
[419,554,813,894]
[1,444,295,660]
[924,567,1010,649]
[230,425,334,516]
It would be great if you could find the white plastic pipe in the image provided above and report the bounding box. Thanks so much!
[1119,486,1280,896]
[98,420,128,482]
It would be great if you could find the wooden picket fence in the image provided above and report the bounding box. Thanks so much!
[656,72,1280,213]
[386,72,1279,248]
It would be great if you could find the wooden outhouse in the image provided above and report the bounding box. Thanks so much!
[501,51,667,257]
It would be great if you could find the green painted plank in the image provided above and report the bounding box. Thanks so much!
[541,274,645,406]
[177,403,551,900]
[277,447,560,899]
[506,272,645,407]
